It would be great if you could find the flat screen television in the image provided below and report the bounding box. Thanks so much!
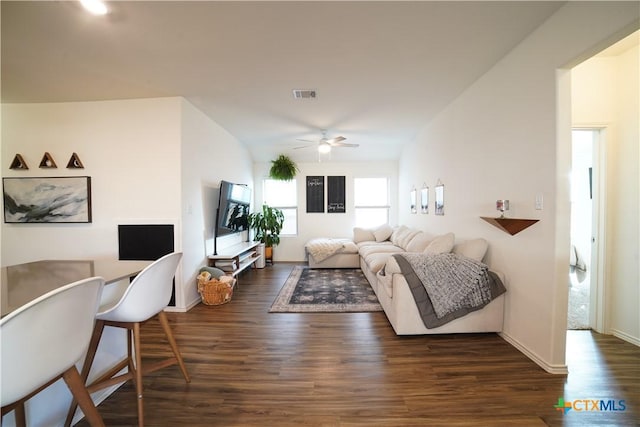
[216,180,251,238]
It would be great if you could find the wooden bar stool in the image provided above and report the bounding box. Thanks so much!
[65,252,190,427]
[1,277,106,427]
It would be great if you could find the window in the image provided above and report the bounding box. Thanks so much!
[354,177,389,228]
[262,178,297,235]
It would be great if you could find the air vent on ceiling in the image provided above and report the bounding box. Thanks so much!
[292,89,317,99]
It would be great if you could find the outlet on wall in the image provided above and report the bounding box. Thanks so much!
[535,194,543,210]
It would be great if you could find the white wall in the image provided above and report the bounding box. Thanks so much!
[253,161,398,261]
[1,98,184,427]
[180,98,254,308]
[0,96,254,426]
[398,2,639,372]
[1,98,183,265]
[572,43,640,345]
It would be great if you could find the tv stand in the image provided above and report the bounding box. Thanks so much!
[208,241,261,285]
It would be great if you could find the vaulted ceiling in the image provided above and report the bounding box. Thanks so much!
[2,1,566,162]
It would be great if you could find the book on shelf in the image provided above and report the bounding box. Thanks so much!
[214,260,237,272]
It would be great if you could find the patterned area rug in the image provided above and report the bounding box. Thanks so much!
[269,266,383,313]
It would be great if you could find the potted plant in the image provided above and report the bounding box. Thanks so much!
[269,154,298,181]
[248,204,285,262]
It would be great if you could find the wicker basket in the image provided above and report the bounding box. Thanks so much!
[197,277,235,306]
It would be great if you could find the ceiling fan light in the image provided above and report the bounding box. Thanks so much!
[80,0,109,15]
[318,142,331,154]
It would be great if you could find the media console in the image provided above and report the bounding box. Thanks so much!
[208,241,261,284]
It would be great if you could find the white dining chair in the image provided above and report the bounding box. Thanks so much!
[1,277,106,427]
[65,252,190,427]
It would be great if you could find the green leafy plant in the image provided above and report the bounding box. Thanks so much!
[269,154,298,181]
[248,204,285,247]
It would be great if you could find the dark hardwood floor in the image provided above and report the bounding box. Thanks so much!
[78,263,640,426]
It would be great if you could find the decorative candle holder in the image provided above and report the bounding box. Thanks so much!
[496,200,509,218]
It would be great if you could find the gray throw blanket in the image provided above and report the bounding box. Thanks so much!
[393,253,506,328]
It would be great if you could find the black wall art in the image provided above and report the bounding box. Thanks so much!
[306,176,324,213]
[327,176,346,213]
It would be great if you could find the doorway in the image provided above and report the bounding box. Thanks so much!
[568,129,600,330]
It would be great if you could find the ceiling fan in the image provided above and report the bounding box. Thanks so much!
[294,130,359,153]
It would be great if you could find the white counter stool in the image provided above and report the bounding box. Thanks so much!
[65,252,190,427]
[1,277,106,427]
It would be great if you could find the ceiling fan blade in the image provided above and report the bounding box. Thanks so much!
[296,138,316,143]
[326,136,346,144]
[332,142,359,148]
[293,144,313,150]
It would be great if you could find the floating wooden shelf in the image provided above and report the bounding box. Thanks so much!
[66,152,84,169]
[481,217,539,236]
[10,154,29,170]
[39,152,57,168]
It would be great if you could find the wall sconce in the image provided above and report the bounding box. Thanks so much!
[496,199,509,218]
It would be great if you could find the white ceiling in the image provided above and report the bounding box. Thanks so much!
[1,1,568,163]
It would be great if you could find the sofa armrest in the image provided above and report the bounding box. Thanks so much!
[383,255,402,274]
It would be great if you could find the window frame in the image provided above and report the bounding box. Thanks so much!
[353,177,391,228]
[261,178,298,236]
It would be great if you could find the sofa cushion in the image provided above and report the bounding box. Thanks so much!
[423,232,455,254]
[391,225,420,249]
[398,229,420,249]
[353,227,375,243]
[365,252,400,274]
[390,225,408,246]
[453,238,488,262]
[359,244,404,258]
[405,231,431,253]
[373,224,393,242]
[357,241,393,250]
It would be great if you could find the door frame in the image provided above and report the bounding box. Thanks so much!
[572,126,608,333]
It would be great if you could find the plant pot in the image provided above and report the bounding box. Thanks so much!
[265,246,273,263]
[269,155,298,181]
[256,243,266,268]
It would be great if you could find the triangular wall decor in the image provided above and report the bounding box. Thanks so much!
[10,154,29,170]
[39,152,57,168]
[66,152,84,169]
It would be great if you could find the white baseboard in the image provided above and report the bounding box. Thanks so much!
[499,332,568,375]
[164,297,199,313]
[610,328,640,347]
[164,305,189,313]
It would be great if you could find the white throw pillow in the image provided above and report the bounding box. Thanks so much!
[453,238,489,262]
[353,227,375,243]
[373,224,393,242]
[423,232,455,255]
[405,231,431,253]
[398,229,420,249]
[390,225,407,246]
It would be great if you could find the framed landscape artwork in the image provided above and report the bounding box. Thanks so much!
[3,176,92,223]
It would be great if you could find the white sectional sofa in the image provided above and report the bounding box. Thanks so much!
[307,225,506,335]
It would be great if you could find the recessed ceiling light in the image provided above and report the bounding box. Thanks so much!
[80,0,108,15]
